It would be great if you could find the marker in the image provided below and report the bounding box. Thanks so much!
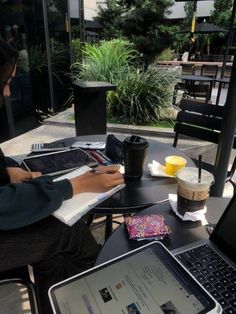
[89,150,107,164]
[95,150,112,162]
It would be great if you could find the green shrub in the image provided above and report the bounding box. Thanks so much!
[156,48,175,61]
[71,39,179,124]
[71,38,138,82]
[71,39,82,63]
[108,66,178,124]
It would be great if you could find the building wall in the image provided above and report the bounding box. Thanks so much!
[69,0,215,21]
[161,1,214,19]
[70,0,99,20]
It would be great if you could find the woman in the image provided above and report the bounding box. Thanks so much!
[0,38,124,313]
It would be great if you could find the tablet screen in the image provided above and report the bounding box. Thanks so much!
[49,242,218,314]
[22,148,98,176]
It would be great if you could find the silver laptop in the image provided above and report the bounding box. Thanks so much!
[172,194,236,314]
[49,241,221,314]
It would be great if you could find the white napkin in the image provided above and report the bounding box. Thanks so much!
[169,194,208,225]
[148,160,174,177]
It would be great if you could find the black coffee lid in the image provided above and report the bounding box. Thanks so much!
[123,135,149,148]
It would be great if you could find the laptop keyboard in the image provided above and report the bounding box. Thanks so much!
[175,244,236,314]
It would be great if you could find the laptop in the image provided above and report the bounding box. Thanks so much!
[172,194,236,314]
[22,148,98,176]
[49,241,221,314]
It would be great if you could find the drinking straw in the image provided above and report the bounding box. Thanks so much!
[198,155,202,183]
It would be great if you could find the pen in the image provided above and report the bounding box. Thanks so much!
[95,150,112,162]
[90,169,114,174]
[89,151,107,165]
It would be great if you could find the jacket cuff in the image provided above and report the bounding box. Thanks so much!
[5,157,20,167]
[54,179,73,200]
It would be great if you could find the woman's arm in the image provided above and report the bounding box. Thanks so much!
[0,176,72,230]
[0,164,124,230]
[6,167,41,183]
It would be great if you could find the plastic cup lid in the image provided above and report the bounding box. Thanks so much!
[176,167,214,187]
[124,135,149,148]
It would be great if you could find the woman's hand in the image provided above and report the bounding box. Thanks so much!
[70,164,124,195]
[6,167,42,183]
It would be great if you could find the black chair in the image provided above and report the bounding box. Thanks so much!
[173,98,236,194]
[201,64,218,79]
[181,64,195,75]
[222,65,232,86]
[184,83,211,103]
[201,64,218,87]
[0,267,38,313]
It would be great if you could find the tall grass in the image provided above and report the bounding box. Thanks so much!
[71,39,138,83]
[108,66,178,124]
[71,39,179,124]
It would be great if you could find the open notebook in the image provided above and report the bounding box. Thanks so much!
[53,166,125,226]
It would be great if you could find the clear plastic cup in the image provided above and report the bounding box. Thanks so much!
[176,167,214,215]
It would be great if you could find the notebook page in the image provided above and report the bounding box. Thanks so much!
[53,166,125,226]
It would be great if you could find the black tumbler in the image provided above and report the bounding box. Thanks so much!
[123,135,149,180]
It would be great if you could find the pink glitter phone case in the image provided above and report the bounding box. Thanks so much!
[125,214,171,240]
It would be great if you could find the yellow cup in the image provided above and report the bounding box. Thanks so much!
[165,155,187,176]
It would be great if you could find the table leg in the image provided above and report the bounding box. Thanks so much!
[105,215,113,241]
[215,82,223,106]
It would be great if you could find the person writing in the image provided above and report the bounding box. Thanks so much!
[0,38,124,313]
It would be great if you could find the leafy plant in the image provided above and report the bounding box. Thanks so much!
[71,39,179,125]
[71,39,82,63]
[96,0,174,66]
[71,39,138,83]
[28,41,70,113]
[156,48,175,61]
[108,66,178,124]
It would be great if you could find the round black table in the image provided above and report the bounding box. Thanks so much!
[49,134,195,239]
[59,135,195,213]
[96,197,230,265]
[180,75,214,83]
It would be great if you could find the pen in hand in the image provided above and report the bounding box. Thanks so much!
[90,169,114,174]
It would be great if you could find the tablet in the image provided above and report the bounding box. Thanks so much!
[22,148,98,176]
[49,241,221,314]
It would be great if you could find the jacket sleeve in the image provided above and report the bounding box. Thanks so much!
[5,156,20,167]
[0,175,73,230]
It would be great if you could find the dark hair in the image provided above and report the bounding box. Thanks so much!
[0,38,18,105]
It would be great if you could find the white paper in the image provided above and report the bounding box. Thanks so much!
[169,194,208,225]
[53,166,125,226]
[148,160,175,178]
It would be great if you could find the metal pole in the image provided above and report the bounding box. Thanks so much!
[215,0,236,106]
[188,0,198,60]
[211,51,236,196]
[42,0,55,111]
[79,0,85,44]
[66,1,73,66]
[220,0,236,78]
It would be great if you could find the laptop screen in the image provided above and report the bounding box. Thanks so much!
[49,242,217,314]
[210,194,236,264]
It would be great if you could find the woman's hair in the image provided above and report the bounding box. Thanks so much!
[0,38,18,105]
